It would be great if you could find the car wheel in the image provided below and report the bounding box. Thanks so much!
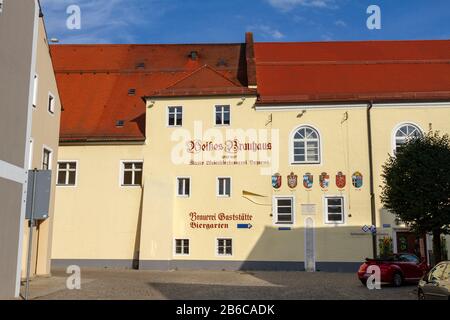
[392,273,403,287]
[418,289,425,300]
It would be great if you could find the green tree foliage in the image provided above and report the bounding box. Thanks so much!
[381,131,450,264]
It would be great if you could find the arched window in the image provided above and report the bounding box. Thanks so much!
[292,126,320,164]
[394,123,422,154]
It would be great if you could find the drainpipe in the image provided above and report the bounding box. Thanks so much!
[366,101,377,258]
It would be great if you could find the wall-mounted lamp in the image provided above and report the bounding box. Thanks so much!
[297,110,306,118]
[237,97,246,105]
[341,111,349,123]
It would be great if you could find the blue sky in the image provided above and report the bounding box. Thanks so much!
[40,0,450,44]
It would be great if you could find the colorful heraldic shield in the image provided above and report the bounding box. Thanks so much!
[352,171,363,188]
[272,173,282,189]
[303,173,313,189]
[336,171,346,189]
[319,172,329,189]
[287,172,298,189]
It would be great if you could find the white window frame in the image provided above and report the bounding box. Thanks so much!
[216,177,232,198]
[56,160,78,187]
[41,146,53,170]
[176,176,191,197]
[32,74,38,108]
[273,196,295,225]
[214,105,231,126]
[173,238,190,256]
[216,237,233,257]
[167,106,183,127]
[323,195,346,225]
[290,124,322,165]
[47,91,55,115]
[119,160,143,187]
[391,122,423,155]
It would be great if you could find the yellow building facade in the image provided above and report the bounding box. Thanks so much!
[50,38,450,272]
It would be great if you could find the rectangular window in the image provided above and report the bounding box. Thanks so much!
[121,161,143,186]
[42,148,52,170]
[217,238,232,256]
[33,74,38,107]
[177,177,191,197]
[57,162,77,186]
[274,197,294,224]
[215,105,230,125]
[168,106,182,126]
[48,92,55,114]
[217,177,231,197]
[175,239,189,255]
[325,197,345,224]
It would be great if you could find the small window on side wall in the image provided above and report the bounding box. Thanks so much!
[121,161,143,186]
[48,92,55,114]
[42,148,52,170]
[177,177,191,197]
[217,238,232,256]
[217,177,231,197]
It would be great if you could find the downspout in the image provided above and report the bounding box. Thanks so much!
[366,101,377,258]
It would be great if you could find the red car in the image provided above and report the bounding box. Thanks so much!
[357,253,430,287]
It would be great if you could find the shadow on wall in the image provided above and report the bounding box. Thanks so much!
[240,225,373,273]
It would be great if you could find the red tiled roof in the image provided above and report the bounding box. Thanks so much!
[51,43,250,142]
[255,40,450,104]
[147,64,256,98]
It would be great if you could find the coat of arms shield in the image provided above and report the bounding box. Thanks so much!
[272,173,282,189]
[287,172,298,189]
[303,173,313,189]
[336,171,346,189]
[352,171,363,188]
[319,172,330,189]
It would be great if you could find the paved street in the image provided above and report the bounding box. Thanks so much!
[20,268,418,300]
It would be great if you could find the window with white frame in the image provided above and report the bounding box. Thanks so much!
[324,196,345,224]
[121,161,143,186]
[42,148,52,170]
[168,106,182,126]
[274,197,294,224]
[33,74,38,107]
[292,126,320,164]
[217,238,232,256]
[394,124,422,154]
[177,177,190,197]
[57,162,77,186]
[215,105,230,125]
[217,177,231,197]
[174,239,189,255]
[48,92,55,114]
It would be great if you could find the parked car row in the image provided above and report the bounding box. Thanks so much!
[357,253,450,300]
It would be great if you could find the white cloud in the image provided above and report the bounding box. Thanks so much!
[267,0,337,12]
[334,20,347,27]
[40,0,169,43]
[247,24,285,40]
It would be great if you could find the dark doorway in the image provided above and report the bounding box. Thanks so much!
[396,232,427,262]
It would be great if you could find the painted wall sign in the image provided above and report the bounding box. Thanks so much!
[189,212,253,230]
[303,173,313,189]
[336,172,346,189]
[287,172,298,189]
[319,172,329,189]
[352,171,363,188]
[272,173,282,189]
[187,139,272,154]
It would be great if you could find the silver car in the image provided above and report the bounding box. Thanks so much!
[418,261,450,300]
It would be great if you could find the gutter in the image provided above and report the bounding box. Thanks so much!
[366,101,377,259]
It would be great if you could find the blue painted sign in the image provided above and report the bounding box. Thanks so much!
[278,227,291,231]
[237,223,253,229]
